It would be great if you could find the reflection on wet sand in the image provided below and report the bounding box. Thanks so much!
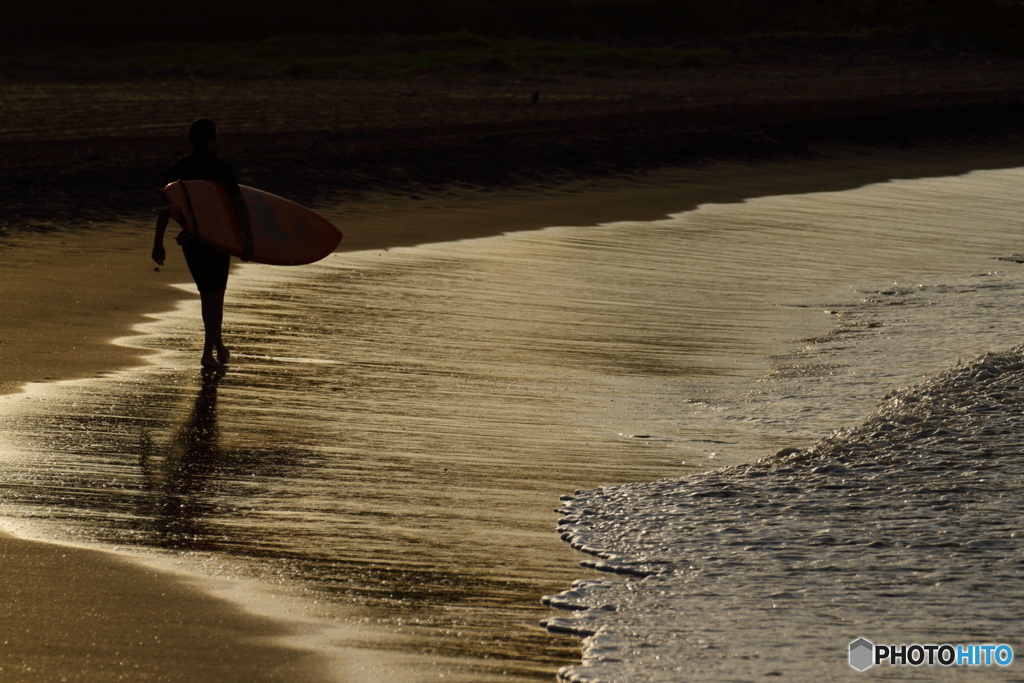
[140,370,225,550]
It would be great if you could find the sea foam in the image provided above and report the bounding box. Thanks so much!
[546,346,1024,681]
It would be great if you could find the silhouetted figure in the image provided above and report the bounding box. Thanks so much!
[153,118,254,369]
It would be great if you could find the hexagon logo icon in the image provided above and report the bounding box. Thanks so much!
[849,638,874,671]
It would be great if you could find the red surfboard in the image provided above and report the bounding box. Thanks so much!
[162,180,342,266]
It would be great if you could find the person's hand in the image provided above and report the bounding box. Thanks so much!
[152,244,166,266]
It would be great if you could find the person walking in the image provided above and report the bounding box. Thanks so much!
[152,118,254,370]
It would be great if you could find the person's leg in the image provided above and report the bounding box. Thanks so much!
[183,241,232,369]
[199,290,228,369]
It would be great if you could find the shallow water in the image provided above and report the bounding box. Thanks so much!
[1,165,1023,680]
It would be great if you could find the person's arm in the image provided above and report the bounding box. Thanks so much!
[152,207,169,265]
[229,194,254,262]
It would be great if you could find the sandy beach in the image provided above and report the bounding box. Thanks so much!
[2,52,1024,681]
[0,530,337,682]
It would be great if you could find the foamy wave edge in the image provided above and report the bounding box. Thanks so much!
[543,344,1024,682]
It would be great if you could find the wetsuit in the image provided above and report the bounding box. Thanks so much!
[163,151,241,293]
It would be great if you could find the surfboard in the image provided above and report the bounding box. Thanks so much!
[162,180,342,266]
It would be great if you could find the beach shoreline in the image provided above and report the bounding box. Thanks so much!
[4,138,1023,397]
[2,86,1024,681]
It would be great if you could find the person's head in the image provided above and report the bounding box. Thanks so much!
[188,118,218,154]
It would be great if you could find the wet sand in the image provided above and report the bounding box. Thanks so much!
[0,531,335,683]
[2,139,1024,681]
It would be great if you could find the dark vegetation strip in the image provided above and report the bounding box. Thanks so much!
[2,0,1024,51]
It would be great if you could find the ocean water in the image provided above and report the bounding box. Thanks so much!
[1,164,1023,681]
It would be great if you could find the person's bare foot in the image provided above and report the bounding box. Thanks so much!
[201,354,225,370]
[216,343,230,366]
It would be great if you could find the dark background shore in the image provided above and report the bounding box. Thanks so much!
[1,43,1023,233]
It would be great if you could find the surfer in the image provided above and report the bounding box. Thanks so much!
[152,118,254,370]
